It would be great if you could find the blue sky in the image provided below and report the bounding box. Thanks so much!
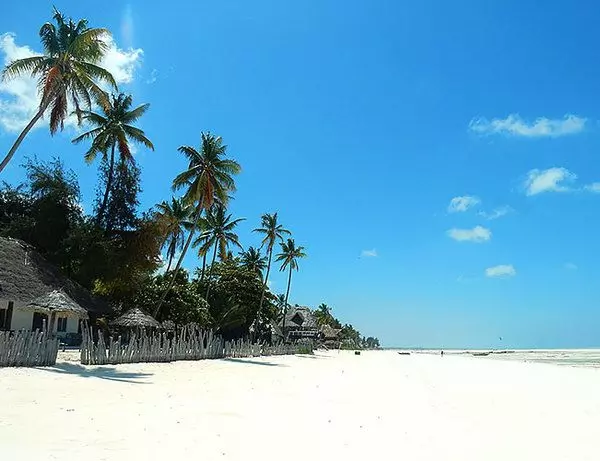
[2,1,600,348]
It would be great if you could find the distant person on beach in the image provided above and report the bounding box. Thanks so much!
[441,350,444,356]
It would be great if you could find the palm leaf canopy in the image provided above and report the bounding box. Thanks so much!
[193,205,245,260]
[276,238,307,272]
[72,92,154,163]
[172,132,241,211]
[2,8,117,134]
[253,212,291,252]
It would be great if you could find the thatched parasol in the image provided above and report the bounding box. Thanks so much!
[24,290,89,318]
[112,308,160,328]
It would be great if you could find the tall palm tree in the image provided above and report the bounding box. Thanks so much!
[153,132,240,317]
[155,197,193,273]
[72,93,153,224]
[0,8,117,173]
[194,205,245,298]
[239,246,267,278]
[253,212,290,321]
[276,238,307,340]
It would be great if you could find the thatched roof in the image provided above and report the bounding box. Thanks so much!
[0,237,111,314]
[320,324,341,339]
[112,308,160,328]
[24,290,88,318]
[279,306,318,329]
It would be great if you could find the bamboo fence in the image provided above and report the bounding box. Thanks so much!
[81,324,312,365]
[0,329,59,367]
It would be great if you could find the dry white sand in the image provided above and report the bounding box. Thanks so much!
[2,350,600,460]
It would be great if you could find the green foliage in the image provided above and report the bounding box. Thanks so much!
[96,157,141,232]
[0,158,83,268]
[198,258,278,339]
[239,246,267,277]
[125,269,211,325]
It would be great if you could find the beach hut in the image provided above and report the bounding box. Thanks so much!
[0,237,111,336]
[23,290,89,333]
[112,308,161,329]
[279,306,320,341]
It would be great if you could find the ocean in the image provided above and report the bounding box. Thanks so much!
[410,349,600,368]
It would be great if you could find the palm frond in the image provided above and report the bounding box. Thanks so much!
[2,56,46,81]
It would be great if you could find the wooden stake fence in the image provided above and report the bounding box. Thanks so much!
[81,324,313,365]
[0,329,59,367]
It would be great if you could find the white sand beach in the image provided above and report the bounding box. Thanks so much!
[2,350,600,460]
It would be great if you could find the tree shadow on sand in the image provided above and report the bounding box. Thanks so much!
[222,358,287,367]
[35,362,153,384]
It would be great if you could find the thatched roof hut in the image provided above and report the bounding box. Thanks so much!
[112,308,160,328]
[279,306,319,340]
[24,290,88,318]
[320,324,341,340]
[0,237,110,315]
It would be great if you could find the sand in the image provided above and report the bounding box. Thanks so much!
[1,350,600,460]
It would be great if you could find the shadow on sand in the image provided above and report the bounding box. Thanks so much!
[295,354,330,359]
[35,362,153,384]
[222,357,287,367]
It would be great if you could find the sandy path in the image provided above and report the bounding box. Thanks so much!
[1,351,600,460]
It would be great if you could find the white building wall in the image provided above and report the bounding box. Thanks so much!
[10,309,33,331]
[7,309,81,337]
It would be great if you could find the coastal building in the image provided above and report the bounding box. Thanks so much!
[320,324,342,347]
[279,305,320,341]
[0,237,111,338]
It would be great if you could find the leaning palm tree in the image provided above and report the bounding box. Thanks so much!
[253,212,290,321]
[155,197,193,273]
[194,205,245,298]
[0,8,117,173]
[239,246,267,278]
[72,93,153,224]
[153,132,241,317]
[276,238,307,339]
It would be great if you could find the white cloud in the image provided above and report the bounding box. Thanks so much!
[564,262,578,271]
[524,167,576,196]
[584,183,600,193]
[0,32,143,133]
[448,195,480,213]
[469,114,586,137]
[479,205,513,220]
[99,34,142,84]
[447,226,491,243]
[485,264,516,278]
[361,249,378,258]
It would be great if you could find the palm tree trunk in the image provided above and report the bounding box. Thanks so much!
[0,104,47,174]
[200,252,207,281]
[165,244,175,274]
[204,240,219,300]
[96,143,116,227]
[256,246,273,323]
[281,265,293,343]
[153,201,203,318]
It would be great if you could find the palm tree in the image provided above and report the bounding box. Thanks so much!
[276,238,307,340]
[315,303,332,327]
[194,205,245,298]
[72,93,153,224]
[0,8,117,173]
[239,246,267,278]
[153,132,241,317]
[155,197,193,273]
[253,213,290,322]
